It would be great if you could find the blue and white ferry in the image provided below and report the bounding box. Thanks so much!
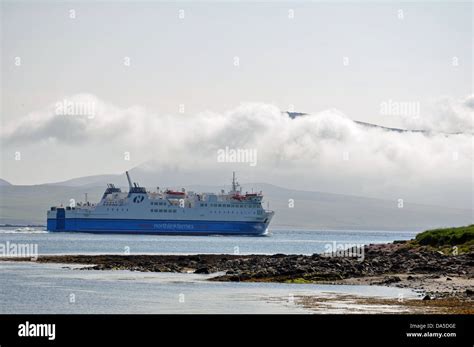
[47,172,274,235]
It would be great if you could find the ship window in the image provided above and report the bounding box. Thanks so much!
[159,209,162,212]
[150,209,153,212]
[218,204,221,207]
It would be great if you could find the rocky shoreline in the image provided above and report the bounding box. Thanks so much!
[6,241,473,305]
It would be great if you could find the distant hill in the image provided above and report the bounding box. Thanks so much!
[0,178,12,186]
[0,180,471,230]
[45,174,122,187]
[284,111,462,134]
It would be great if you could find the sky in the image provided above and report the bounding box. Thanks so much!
[0,1,472,209]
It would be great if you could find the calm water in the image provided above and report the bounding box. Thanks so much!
[0,227,417,255]
[0,227,419,313]
[0,262,419,314]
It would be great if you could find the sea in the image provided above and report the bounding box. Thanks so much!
[0,227,420,313]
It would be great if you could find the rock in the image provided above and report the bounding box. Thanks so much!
[407,275,414,280]
[195,267,210,274]
[446,277,452,281]
[382,276,402,284]
[466,289,474,296]
[428,274,441,279]
[422,295,431,300]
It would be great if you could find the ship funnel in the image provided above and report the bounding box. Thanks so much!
[125,171,133,189]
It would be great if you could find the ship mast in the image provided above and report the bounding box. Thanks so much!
[125,171,133,189]
[231,172,241,193]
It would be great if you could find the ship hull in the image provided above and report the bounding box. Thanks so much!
[47,218,270,236]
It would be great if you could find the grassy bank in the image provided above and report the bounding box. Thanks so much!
[413,224,474,254]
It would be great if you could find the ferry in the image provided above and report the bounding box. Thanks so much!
[47,172,274,235]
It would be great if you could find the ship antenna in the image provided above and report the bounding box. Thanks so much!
[232,172,236,192]
[125,171,133,189]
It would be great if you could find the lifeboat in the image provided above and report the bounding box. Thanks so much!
[165,190,186,199]
[231,194,246,201]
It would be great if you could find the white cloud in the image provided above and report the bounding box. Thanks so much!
[1,94,472,208]
[400,95,474,133]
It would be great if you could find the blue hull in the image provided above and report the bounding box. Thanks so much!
[47,218,268,236]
